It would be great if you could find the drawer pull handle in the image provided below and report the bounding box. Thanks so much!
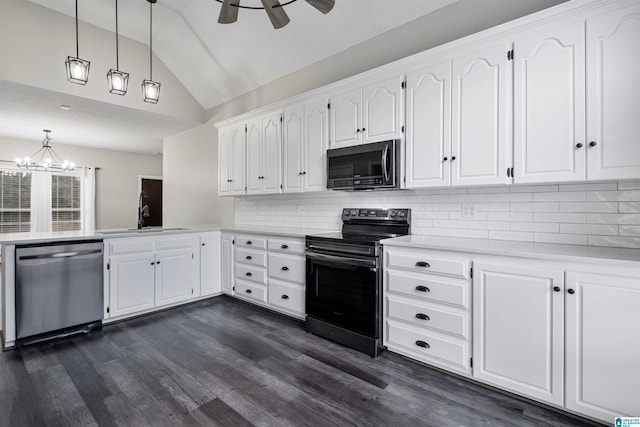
[245,289,252,294]
[281,266,289,271]
[246,255,252,260]
[246,240,252,245]
[415,261,430,268]
[415,313,430,321]
[415,340,430,349]
[245,272,252,277]
[281,244,289,249]
[415,285,430,292]
[281,294,289,300]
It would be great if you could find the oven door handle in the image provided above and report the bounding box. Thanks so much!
[306,251,377,269]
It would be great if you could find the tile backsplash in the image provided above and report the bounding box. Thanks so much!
[234,180,640,249]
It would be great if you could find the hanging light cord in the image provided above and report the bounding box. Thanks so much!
[149,1,153,80]
[75,0,79,57]
[115,0,119,70]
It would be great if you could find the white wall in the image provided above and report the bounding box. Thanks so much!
[235,181,640,249]
[163,125,234,227]
[0,0,203,124]
[0,137,162,229]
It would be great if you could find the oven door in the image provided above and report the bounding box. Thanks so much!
[306,250,380,338]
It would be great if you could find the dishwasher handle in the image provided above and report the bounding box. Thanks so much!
[18,249,103,261]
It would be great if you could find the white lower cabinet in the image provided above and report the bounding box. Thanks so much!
[221,233,235,295]
[473,262,564,405]
[105,234,200,320]
[565,271,640,421]
[200,232,222,297]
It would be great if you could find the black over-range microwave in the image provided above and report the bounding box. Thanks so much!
[327,139,400,190]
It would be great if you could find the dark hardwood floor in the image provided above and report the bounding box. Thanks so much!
[0,296,600,427]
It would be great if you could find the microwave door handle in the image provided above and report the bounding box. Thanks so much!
[382,145,389,182]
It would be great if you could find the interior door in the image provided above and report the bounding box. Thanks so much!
[141,178,162,227]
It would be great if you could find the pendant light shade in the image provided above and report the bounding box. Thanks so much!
[107,0,129,95]
[142,0,161,103]
[66,0,90,85]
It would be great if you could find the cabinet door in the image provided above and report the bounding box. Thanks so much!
[565,271,640,422]
[405,61,451,188]
[586,4,640,180]
[283,104,304,193]
[246,119,262,194]
[451,44,511,186]
[330,88,361,148]
[261,112,282,194]
[230,125,246,195]
[221,233,234,295]
[200,233,221,297]
[155,248,194,307]
[514,22,586,183]
[362,75,404,143]
[109,253,155,318]
[304,98,328,192]
[217,126,231,195]
[473,262,564,405]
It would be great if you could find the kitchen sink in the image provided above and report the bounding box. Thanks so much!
[98,227,188,235]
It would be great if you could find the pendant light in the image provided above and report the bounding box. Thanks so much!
[65,0,90,85]
[141,0,161,104]
[107,0,129,95]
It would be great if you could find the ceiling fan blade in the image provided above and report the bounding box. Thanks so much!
[260,0,290,29]
[218,0,239,24]
[304,0,335,14]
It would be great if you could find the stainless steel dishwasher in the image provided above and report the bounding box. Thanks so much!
[15,240,104,344]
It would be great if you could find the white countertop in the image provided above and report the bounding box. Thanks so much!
[380,235,640,264]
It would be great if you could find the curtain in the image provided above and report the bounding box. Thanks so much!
[30,171,52,232]
[81,166,96,231]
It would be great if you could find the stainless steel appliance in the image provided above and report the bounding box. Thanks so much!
[327,140,400,190]
[15,240,104,345]
[306,208,410,357]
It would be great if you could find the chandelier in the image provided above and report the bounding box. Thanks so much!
[216,0,335,29]
[15,130,76,172]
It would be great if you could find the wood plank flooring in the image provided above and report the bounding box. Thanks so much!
[0,296,601,427]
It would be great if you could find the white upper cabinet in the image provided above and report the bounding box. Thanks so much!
[513,22,586,183]
[282,97,328,193]
[586,3,640,181]
[218,123,246,196]
[330,75,403,148]
[405,60,451,188]
[246,111,282,195]
[451,43,511,187]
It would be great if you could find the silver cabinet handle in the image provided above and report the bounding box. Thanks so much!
[382,145,389,182]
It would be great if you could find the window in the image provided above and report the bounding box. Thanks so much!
[51,174,81,231]
[0,170,32,233]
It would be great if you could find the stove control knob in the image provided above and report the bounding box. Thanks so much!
[351,209,358,216]
[399,211,406,218]
[344,209,350,216]
[389,210,396,217]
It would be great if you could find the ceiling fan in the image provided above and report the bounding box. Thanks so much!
[216,0,335,29]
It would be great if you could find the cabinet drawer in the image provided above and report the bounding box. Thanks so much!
[268,237,305,254]
[156,235,197,251]
[386,269,469,309]
[386,295,468,339]
[235,234,267,250]
[234,280,267,304]
[268,279,305,314]
[236,248,268,268]
[268,253,305,283]
[385,320,470,371]
[385,248,469,279]
[235,264,267,285]
[107,238,155,255]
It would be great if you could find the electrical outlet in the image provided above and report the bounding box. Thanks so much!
[461,204,476,218]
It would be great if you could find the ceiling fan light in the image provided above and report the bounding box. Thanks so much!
[107,69,129,95]
[142,79,161,104]
[65,56,90,85]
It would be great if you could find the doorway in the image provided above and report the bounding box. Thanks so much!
[138,176,162,227]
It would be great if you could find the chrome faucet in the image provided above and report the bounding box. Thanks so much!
[137,191,150,229]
